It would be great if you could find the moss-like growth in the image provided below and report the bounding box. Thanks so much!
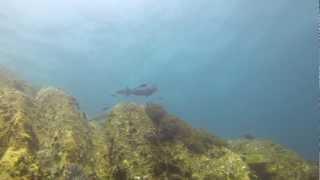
[145,103,228,154]
[145,103,167,125]
[0,67,37,96]
[229,139,318,180]
[185,128,227,154]
[102,103,252,179]
[0,70,316,180]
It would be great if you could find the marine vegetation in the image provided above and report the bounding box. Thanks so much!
[0,69,318,180]
[229,139,319,180]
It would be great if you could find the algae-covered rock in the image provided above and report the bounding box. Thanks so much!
[103,103,251,180]
[0,86,40,179]
[0,69,317,180]
[34,87,95,179]
[0,70,95,179]
[229,139,318,180]
[0,67,36,96]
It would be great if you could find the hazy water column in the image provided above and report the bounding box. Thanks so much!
[0,0,318,160]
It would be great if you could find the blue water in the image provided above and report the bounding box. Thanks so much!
[0,0,318,160]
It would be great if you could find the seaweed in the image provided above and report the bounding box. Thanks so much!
[185,129,227,154]
[151,158,192,179]
[248,162,276,180]
[63,164,88,180]
[145,103,167,126]
[112,166,128,180]
[0,70,316,180]
[203,174,225,180]
[145,104,227,155]
[145,103,192,144]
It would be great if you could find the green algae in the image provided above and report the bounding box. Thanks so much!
[0,70,318,180]
[103,103,252,180]
[229,139,318,180]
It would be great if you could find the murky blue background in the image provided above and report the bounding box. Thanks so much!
[0,0,318,160]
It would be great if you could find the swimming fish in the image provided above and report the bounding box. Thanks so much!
[136,83,148,88]
[116,85,158,97]
[241,133,255,140]
[116,87,132,96]
[102,106,109,111]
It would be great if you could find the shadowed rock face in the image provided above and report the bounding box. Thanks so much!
[0,69,317,180]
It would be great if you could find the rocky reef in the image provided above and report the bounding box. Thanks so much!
[0,69,318,180]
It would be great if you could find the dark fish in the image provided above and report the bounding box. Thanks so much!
[242,133,255,140]
[136,83,148,88]
[116,85,158,97]
[130,85,158,97]
[116,87,132,96]
[102,106,109,111]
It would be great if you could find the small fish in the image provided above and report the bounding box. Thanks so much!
[116,85,158,97]
[116,87,132,96]
[136,83,148,88]
[102,106,109,111]
[242,133,255,140]
[131,85,158,97]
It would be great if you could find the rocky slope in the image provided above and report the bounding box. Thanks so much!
[0,69,317,180]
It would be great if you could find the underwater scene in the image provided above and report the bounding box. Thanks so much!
[0,0,319,180]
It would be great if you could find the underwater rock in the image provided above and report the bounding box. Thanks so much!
[0,67,36,97]
[103,103,251,179]
[0,71,317,180]
[34,87,95,179]
[0,88,40,179]
[145,103,167,124]
[229,139,318,180]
